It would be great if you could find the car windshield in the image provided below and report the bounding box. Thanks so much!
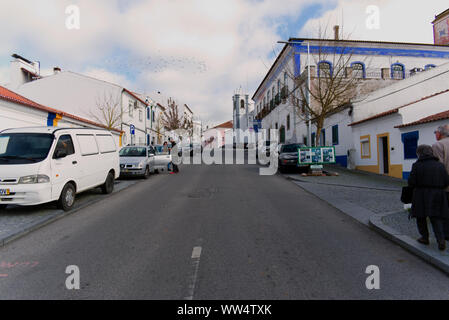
[0,133,54,164]
[281,144,304,153]
[119,147,147,157]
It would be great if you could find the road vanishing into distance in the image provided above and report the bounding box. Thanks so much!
[0,157,448,299]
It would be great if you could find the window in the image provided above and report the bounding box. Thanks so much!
[277,79,281,95]
[351,62,365,79]
[318,61,332,77]
[147,108,150,120]
[360,135,371,159]
[425,64,436,70]
[332,125,339,145]
[240,100,245,109]
[54,135,75,157]
[391,63,405,79]
[129,100,134,117]
[284,72,288,89]
[402,131,419,159]
[152,111,155,122]
[139,110,143,122]
[77,134,99,156]
[275,123,278,129]
[96,134,116,153]
[287,114,290,131]
[311,132,316,147]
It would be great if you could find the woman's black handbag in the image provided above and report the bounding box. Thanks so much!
[401,186,414,204]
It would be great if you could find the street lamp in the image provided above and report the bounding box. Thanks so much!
[277,40,312,147]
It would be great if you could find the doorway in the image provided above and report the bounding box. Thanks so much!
[279,126,286,144]
[378,134,389,174]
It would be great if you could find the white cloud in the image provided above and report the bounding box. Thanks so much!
[299,0,448,43]
[0,0,445,124]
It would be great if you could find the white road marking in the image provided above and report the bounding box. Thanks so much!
[191,246,202,259]
[185,246,203,300]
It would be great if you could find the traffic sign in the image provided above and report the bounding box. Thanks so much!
[130,124,135,135]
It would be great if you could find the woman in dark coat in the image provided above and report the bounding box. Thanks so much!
[408,144,449,250]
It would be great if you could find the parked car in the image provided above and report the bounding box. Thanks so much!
[278,143,309,173]
[0,127,119,211]
[151,145,172,173]
[119,145,154,179]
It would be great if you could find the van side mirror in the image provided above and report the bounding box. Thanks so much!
[54,149,67,159]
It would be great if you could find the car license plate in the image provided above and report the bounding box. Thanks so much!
[0,189,10,196]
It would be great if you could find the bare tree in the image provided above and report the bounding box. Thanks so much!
[89,92,125,130]
[161,98,194,137]
[284,26,368,146]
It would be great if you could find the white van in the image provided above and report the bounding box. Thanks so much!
[0,127,120,211]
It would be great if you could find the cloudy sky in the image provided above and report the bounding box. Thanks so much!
[0,0,447,126]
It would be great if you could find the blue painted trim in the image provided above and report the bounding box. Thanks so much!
[317,60,333,77]
[335,155,348,168]
[403,171,411,180]
[425,64,436,70]
[391,63,405,79]
[292,44,449,59]
[255,42,449,103]
[294,54,301,77]
[350,61,366,78]
[47,112,56,127]
[401,130,419,159]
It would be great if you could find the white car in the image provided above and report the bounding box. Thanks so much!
[0,127,120,211]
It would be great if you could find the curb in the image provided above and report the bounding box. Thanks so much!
[369,213,449,275]
[0,179,142,248]
[282,172,449,275]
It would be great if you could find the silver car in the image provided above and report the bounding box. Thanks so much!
[119,145,155,179]
[151,145,172,173]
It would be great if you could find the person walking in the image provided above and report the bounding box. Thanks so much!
[163,141,169,154]
[408,144,449,250]
[169,139,179,174]
[432,124,449,240]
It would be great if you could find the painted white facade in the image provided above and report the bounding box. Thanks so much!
[252,38,449,168]
[350,62,449,179]
[0,87,122,145]
[14,71,147,147]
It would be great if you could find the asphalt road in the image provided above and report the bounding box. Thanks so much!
[0,160,448,299]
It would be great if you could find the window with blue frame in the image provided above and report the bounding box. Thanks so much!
[318,61,332,77]
[147,108,150,120]
[425,64,436,70]
[311,132,316,147]
[401,131,419,159]
[391,63,405,79]
[332,125,339,145]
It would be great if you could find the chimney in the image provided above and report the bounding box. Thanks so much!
[53,67,61,74]
[334,25,340,40]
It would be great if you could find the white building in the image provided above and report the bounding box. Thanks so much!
[13,67,148,146]
[203,121,233,149]
[348,62,449,179]
[233,88,254,145]
[0,85,122,144]
[252,35,449,167]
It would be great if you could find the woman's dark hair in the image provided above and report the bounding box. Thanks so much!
[416,144,434,158]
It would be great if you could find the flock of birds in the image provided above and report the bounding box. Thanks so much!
[104,54,208,75]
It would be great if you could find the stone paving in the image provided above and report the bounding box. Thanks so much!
[0,179,139,244]
[284,164,407,215]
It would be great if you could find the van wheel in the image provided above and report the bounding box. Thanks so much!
[57,183,76,211]
[101,172,115,194]
[143,167,150,179]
